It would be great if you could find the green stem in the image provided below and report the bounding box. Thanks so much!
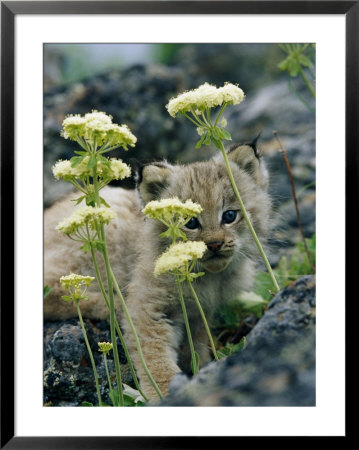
[190,108,208,128]
[109,267,164,400]
[298,65,316,99]
[89,245,148,401]
[69,179,87,194]
[200,110,211,127]
[288,79,315,114]
[184,113,202,128]
[205,107,213,126]
[91,157,148,402]
[219,143,280,293]
[75,136,89,152]
[186,280,219,361]
[175,276,198,375]
[114,321,148,401]
[98,144,121,154]
[214,103,227,126]
[76,303,102,406]
[90,245,109,309]
[100,225,124,406]
[103,353,115,405]
[91,165,124,406]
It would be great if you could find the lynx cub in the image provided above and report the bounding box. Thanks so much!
[44,144,271,400]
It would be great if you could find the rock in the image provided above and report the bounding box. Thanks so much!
[43,319,132,406]
[161,275,315,406]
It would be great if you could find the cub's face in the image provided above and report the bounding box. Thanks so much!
[139,144,271,273]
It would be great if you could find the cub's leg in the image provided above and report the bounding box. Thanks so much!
[122,288,182,401]
[123,315,181,401]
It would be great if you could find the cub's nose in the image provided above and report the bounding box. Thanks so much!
[206,241,224,252]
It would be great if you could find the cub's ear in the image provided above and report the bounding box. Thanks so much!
[226,141,269,189]
[137,162,174,204]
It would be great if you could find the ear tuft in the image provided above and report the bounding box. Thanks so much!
[246,132,262,158]
[137,162,173,204]
[227,143,268,189]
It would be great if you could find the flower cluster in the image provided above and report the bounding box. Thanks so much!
[52,160,79,180]
[52,157,131,181]
[106,158,131,180]
[166,82,244,117]
[60,273,95,289]
[154,241,207,277]
[61,110,137,149]
[143,198,202,223]
[60,273,95,303]
[56,206,116,235]
[98,342,113,355]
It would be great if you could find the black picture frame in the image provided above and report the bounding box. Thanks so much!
[1,1,353,447]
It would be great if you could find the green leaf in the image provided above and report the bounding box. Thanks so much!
[72,195,86,206]
[211,136,223,150]
[94,242,105,254]
[190,351,200,375]
[87,155,97,169]
[218,128,232,141]
[203,133,211,146]
[98,155,111,167]
[195,139,203,149]
[81,401,94,407]
[43,285,51,298]
[74,150,87,156]
[85,193,96,206]
[80,242,91,253]
[187,272,205,282]
[252,233,316,304]
[177,275,187,283]
[238,336,247,351]
[123,394,136,406]
[70,156,83,167]
[100,196,111,208]
[195,133,206,149]
[278,43,289,53]
[217,337,247,359]
[253,272,276,301]
[278,57,290,71]
[235,291,268,318]
[288,60,300,77]
[109,389,120,406]
[160,228,187,242]
[298,53,313,68]
[211,128,220,139]
[61,295,73,303]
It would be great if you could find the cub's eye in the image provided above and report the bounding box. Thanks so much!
[222,210,237,224]
[185,217,200,230]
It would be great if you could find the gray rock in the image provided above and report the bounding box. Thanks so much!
[48,323,87,364]
[161,275,315,406]
[43,319,132,406]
